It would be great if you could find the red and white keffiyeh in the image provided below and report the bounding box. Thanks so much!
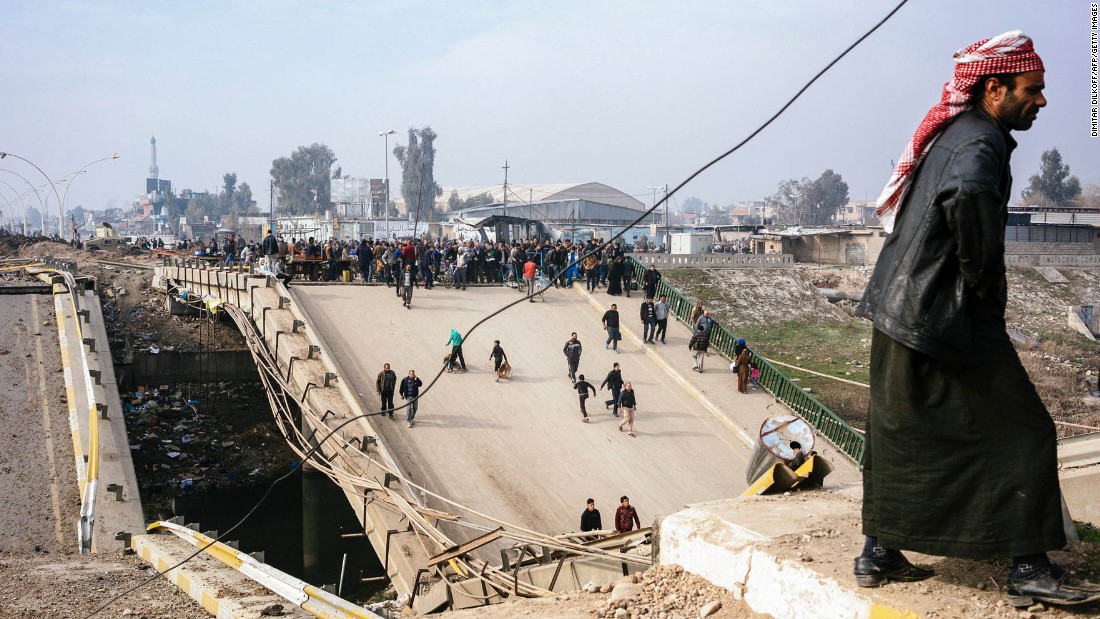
[875,31,1045,232]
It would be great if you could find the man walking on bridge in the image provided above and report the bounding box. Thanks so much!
[376,363,397,418]
[489,340,508,381]
[614,496,640,533]
[689,325,710,372]
[642,264,662,299]
[399,370,423,428]
[654,295,670,344]
[602,304,621,353]
[573,374,596,423]
[616,382,637,437]
[601,362,624,417]
[262,228,278,272]
[640,298,658,343]
[563,332,582,384]
[855,32,1099,607]
[580,498,602,533]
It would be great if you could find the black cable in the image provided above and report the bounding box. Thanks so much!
[83,2,908,615]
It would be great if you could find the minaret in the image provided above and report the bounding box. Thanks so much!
[149,136,159,180]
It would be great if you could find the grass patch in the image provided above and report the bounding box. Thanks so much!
[1080,523,1100,544]
[739,320,873,430]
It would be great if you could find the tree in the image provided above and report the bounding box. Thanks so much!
[704,205,731,225]
[1023,148,1081,206]
[681,196,707,214]
[804,169,849,226]
[270,143,338,216]
[393,127,443,221]
[1073,184,1100,209]
[447,190,494,212]
[236,182,254,213]
[764,169,849,225]
[765,177,810,225]
[185,200,209,224]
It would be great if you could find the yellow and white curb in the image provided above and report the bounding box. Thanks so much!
[660,506,922,619]
[135,521,384,619]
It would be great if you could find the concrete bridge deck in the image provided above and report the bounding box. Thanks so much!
[292,283,859,539]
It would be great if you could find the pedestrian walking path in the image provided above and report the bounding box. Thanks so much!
[573,286,861,486]
[292,282,859,542]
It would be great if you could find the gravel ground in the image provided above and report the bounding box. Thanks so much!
[0,252,209,619]
[0,550,209,619]
[439,565,768,619]
[0,294,79,553]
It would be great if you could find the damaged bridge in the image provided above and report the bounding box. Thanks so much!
[154,258,858,614]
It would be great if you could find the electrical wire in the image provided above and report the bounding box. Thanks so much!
[82,2,909,615]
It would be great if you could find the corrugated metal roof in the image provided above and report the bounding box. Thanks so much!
[438,182,645,211]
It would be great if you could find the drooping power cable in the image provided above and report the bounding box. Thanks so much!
[82,2,909,615]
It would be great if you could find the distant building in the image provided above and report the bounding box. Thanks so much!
[835,200,878,225]
[433,182,644,215]
[753,227,887,266]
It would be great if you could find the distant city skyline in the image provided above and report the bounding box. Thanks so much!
[1,1,1095,218]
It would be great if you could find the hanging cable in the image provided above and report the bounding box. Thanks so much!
[82,3,910,615]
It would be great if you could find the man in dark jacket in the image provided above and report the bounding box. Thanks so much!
[562,332,582,384]
[580,498,602,533]
[854,33,1096,607]
[602,304,621,352]
[601,362,624,417]
[358,240,374,283]
[573,374,596,422]
[375,363,397,418]
[688,325,710,372]
[642,264,662,299]
[616,383,637,436]
[399,370,423,427]
[639,298,658,343]
[261,229,279,271]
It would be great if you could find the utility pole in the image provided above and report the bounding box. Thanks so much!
[269,178,275,235]
[501,160,509,241]
[501,160,509,216]
[663,185,670,253]
[380,130,396,240]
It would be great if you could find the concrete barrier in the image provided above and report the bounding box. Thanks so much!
[659,489,925,619]
[632,253,793,268]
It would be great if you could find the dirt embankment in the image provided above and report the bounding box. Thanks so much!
[664,264,1100,436]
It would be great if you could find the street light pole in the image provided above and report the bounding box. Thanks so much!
[60,154,119,241]
[0,180,27,234]
[0,169,46,234]
[379,130,396,240]
[646,184,669,250]
[0,151,65,237]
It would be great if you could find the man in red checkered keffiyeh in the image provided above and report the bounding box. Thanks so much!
[854,32,1100,610]
[875,30,1045,232]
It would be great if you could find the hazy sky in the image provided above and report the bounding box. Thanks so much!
[1,1,1096,218]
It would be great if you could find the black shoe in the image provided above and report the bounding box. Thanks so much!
[1007,564,1100,607]
[853,553,934,588]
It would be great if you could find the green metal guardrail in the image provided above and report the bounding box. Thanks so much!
[626,256,866,466]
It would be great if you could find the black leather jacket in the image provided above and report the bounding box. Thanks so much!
[857,108,1015,362]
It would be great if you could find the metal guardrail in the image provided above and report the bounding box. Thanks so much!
[38,258,105,551]
[626,256,866,466]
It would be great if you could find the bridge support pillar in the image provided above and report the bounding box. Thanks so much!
[302,463,327,585]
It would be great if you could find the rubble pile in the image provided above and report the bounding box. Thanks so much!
[588,565,749,619]
[124,382,295,516]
